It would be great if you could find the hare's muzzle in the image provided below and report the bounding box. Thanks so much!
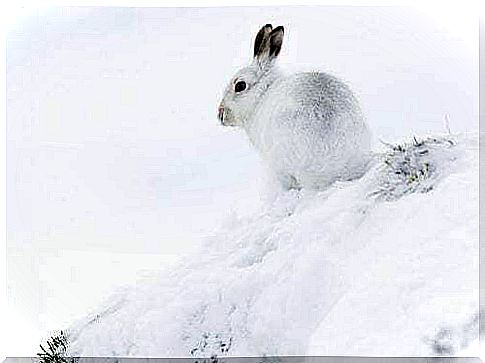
[218,105,225,124]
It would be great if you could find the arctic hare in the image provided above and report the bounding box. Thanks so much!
[218,24,372,190]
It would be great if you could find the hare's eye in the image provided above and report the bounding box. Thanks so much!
[234,81,247,93]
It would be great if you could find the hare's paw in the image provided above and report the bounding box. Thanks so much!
[277,172,301,191]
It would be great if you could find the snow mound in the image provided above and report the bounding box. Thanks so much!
[66,133,478,357]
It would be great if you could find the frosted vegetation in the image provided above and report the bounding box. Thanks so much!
[63,132,478,357]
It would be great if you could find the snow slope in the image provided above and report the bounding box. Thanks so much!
[66,132,478,357]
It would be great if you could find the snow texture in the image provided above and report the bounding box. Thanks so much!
[66,132,478,357]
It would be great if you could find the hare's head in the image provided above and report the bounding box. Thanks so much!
[218,24,284,127]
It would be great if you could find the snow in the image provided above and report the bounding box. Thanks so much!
[67,132,478,357]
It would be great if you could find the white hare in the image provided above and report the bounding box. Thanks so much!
[218,24,372,190]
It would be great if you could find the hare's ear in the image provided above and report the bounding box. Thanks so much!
[254,24,272,59]
[269,26,284,58]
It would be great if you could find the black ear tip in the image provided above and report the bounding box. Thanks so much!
[273,25,284,33]
[265,23,273,28]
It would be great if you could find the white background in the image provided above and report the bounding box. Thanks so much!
[2,2,480,358]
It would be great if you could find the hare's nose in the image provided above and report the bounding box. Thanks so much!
[218,106,224,123]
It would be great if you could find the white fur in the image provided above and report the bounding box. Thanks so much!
[218,25,372,190]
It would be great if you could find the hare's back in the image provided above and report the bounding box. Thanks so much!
[269,71,362,122]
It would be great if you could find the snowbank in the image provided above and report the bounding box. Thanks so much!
[66,132,478,357]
